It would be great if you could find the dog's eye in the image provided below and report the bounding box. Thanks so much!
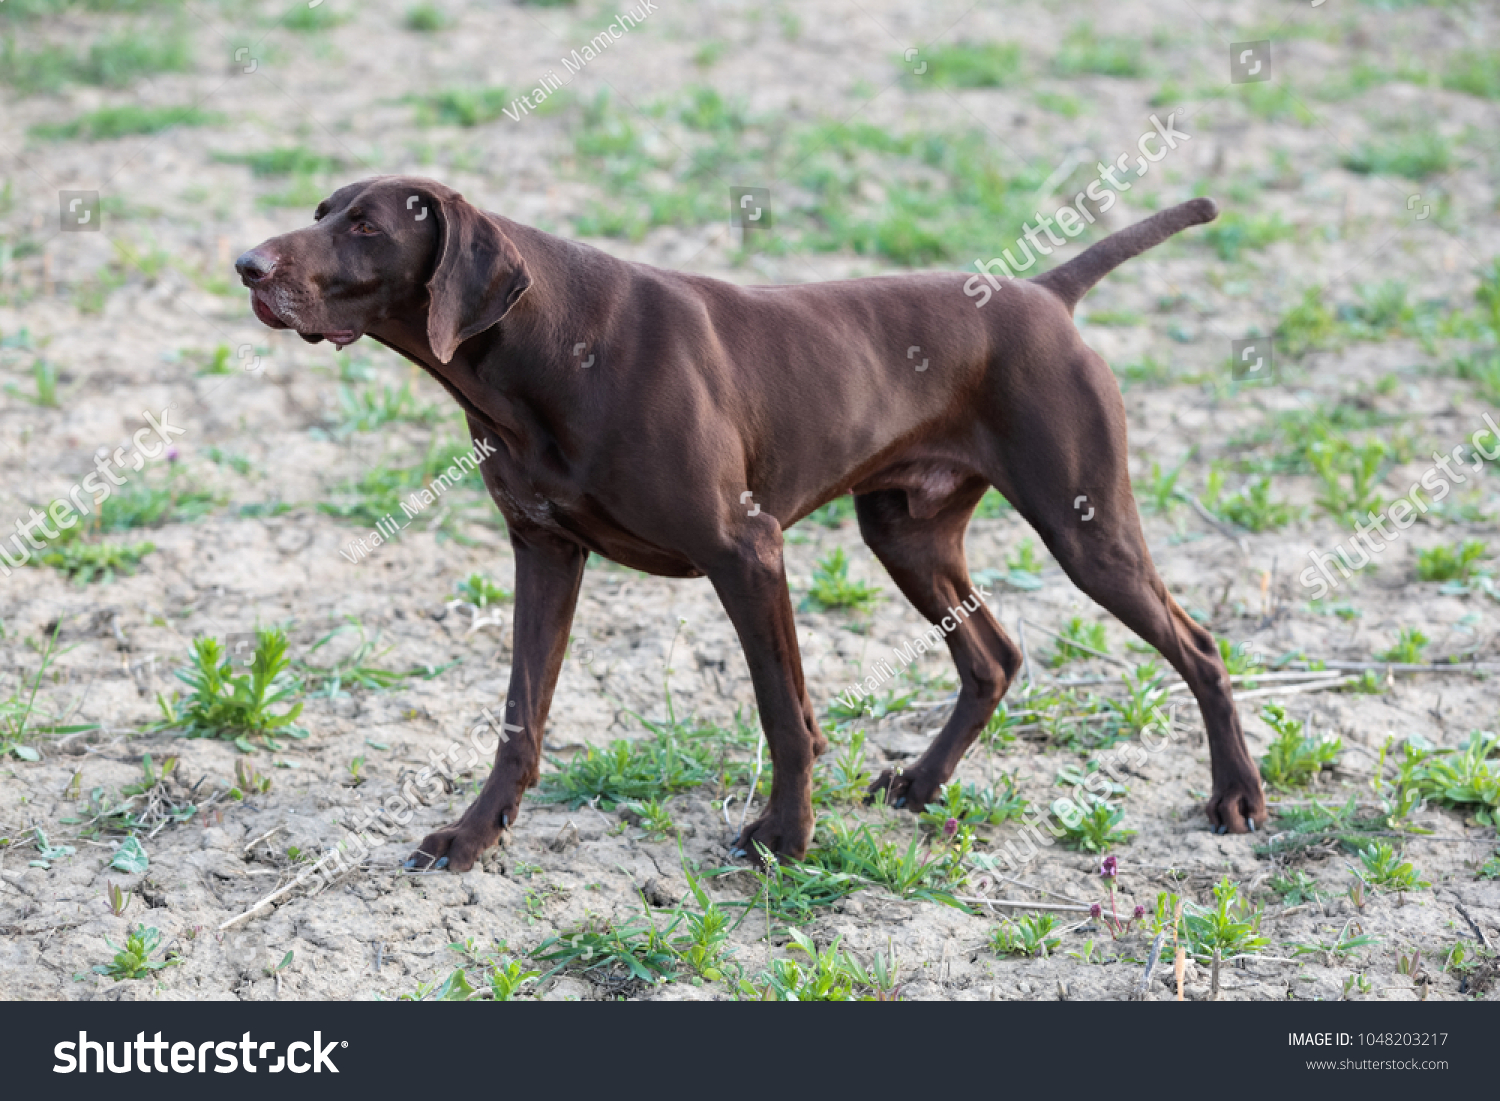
[352,221,378,235]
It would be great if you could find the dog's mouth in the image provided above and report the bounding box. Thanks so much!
[251,292,289,330]
[251,290,361,348]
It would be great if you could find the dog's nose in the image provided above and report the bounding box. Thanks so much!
[234,249,276,283]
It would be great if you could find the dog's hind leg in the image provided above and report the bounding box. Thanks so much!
[986,346,1267,833]
[855,481,1023,811]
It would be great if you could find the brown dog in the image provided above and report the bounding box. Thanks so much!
[236,176,1267,870]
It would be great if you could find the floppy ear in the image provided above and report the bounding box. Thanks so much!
[426,192,532,364]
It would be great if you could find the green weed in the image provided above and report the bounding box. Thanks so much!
[32,105,221,141]
[1057,799,1135,853]
[404,3,450,31]
[1201,211,1295,261]
[803,548,881,613]
[534,913,681,986]
[920,41,1023,87]
[1179,877,1268,962]
[155,629,306,750]
[454,572,511,608]
[1051,24,1144,77]
[917,776,1028,828]
[738,929,900,1001]
[1377,628,1428,664]
[1341,132,1452,178]
[1394,731,1499,826]
[1417,539,1490,582]
[1258,702,1341,789]
[1354,841,1430,892]
[990,912,1061,958]
[411,87,512,126]
[1048,616,1108,667]
[1442,50,1500,99]
[92,924,177,981]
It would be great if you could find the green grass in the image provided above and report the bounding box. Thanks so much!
[738,929,899,1001]
[318,435,487,535]
[410,87,512,127]
[805,496,855,527]
[1258,702,1340,789]
[92,925,178,982]
[1177,877,1269,962]
[1215,474,1299,532]
[34,538,155,584]
[1057,799,1135,852]
[1051,24,1145,78]
[916,777,1028,828]
[284,4,346,32]
[534,914,680,986]
[974,488,1011,518]
[328,380,440,436]
[1416,539,1490,582]
[565,88,1046,266]
[802,548,881,613]
[1341,131,1453,178]
[537,722,723,809]
[1200,211,1295,261]
[1394,731,1500,827]
[1377,627,1429,664]
[1442,49,1500,99]
[213,146,342,177]
[1355,841,1429,892]
[154,629,307,750]
[1,29,191,94]
[1275,287,1341,356]
[807,817,972,909]
[31,104,222,142]
[404,3,450,32]
[454,572,511,608]
[991,912,1061,958]
[919,41,1024,87]
[1048,616,1108,667]
[1234,82,1316,125]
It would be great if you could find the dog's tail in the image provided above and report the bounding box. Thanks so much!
[1030,198,1218,313]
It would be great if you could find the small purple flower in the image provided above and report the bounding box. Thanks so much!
[1100,855,1118,879]
[1133,904,1146,921]
[165,446,179,462]
[1089,902,1102,919]
[942,817,959,839]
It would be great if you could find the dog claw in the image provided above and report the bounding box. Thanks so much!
[435,856,449,869]
[729,848,746,859]
[402,857,417,870]
[894,797,906,808]
[1247,817,1256,832]
[501,814,509,828]
[1213,824,1226,835]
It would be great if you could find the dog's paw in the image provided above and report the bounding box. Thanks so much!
[1205,774,1269,835]
[727,808,812,866]
[864,766,943,813]
[404,814,513,873]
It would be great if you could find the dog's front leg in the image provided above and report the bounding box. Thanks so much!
[406,530,586,872]
[709,526,824,863]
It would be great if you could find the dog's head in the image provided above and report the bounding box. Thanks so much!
[235,175,531,363]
